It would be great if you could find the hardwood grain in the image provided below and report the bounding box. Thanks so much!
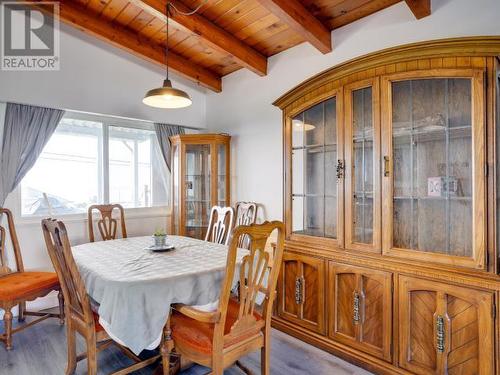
[0,313,373,375]
[255,0,332,54]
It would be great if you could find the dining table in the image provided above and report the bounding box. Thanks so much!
[71,235,247,355]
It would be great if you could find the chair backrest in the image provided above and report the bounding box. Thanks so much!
[42,219,94,330]
[0,208,24,275]
[214,221,285,345]
[234,202,258,249]
[204,206,234,245]
[88,204,127,242]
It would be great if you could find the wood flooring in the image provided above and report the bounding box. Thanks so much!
[0,312,373,375]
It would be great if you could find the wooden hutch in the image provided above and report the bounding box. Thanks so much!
[170,134,230,240]
[272,37,500,375]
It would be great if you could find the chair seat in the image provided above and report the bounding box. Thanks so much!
[0,271,59,301]
[92,311,105,333]
[171,298,263,355]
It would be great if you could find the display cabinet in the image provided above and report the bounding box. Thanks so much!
[273,38,500,375]
[345,78,381,252]
[170,134,230,240]
[381,69,486,269]
[287,88,344,248]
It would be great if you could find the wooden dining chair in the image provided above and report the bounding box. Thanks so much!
[41,218,160,375]
[234,202,258,249]
[0,208,64,350]
[204,206,234,245]
[162,221,285,375]
[87,204,127,242]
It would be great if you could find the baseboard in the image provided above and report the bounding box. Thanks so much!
[0,291,59,320]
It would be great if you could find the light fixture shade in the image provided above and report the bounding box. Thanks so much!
[292,119,316,131]
[143,79,192,109]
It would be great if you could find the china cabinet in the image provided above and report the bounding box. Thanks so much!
[273,37,500,375]
[170,134,230,240]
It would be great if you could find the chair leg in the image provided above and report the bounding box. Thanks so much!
[65,324,77,375]
[161,317,174,375]
[18,302,26,322]
[261,329,270,375]
[85,336,98,375]
[58,291,65,325]
[3,307,13,350]
[211,352,223,375]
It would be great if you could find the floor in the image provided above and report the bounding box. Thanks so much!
[0,314,373,375]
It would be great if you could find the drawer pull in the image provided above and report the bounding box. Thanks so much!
[383,156,390,177]
[353,292,360,323]
[436,315,445,353]
[336,159,344,179]
[294,277,304,305]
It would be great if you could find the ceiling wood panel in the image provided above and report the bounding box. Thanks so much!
[33,0,222,91]
[256,0,332,53]
[130,0,268,75]
[29,0,430,91]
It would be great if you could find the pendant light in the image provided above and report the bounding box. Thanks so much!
[143,2,192,109]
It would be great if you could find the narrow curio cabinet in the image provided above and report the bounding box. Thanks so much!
[170,134,230,240]
[273,37,500,375]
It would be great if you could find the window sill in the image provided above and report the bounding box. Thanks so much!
[15,206,171,227]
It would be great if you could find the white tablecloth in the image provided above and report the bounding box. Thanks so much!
[72,235,246,354]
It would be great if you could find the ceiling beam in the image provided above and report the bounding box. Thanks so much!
[256,0,332,54]
[404,0,431,19]
[32,1,221,92]
[131,0,268,76]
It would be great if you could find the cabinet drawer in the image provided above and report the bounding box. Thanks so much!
[328,262,392,362]
[277,252,326,334]
[398,275,495,375]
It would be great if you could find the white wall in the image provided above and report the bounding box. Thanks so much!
[0,21,207,128]
[205,0,500,223]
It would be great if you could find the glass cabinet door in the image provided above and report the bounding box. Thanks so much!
[184,144,211,239]
[217,143,228,207]
[382,70,486,269]
[289,92,343,246]
[345,78,381,252]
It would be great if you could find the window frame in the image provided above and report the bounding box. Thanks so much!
[14,111,171,223]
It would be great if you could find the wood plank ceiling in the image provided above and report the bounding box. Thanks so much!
[32,0,431,92]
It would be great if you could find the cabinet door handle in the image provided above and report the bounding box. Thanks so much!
[353,291,361,324]
[294,277,304,305]
[336,159,344,179]
[383,156,390,177]
[436,315,445,353]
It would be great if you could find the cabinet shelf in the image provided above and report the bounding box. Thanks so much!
[393,196,471,201]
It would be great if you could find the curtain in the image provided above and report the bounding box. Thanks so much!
[0,103,65,206]
[154,123,185,172]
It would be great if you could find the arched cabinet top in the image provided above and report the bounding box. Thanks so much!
[273,36,500,110]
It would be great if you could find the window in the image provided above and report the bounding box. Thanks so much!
[21,116,169,216]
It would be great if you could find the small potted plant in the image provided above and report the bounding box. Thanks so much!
[153,228,167,247]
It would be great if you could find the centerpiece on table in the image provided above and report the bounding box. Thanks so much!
[147,228,175,252]
[153,228,167,247]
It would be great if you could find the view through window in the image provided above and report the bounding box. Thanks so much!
[21,117,169,216]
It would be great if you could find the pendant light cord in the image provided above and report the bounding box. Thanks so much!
[165,0,208,81]
[166,1,170,81]
[169,0,208,16]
